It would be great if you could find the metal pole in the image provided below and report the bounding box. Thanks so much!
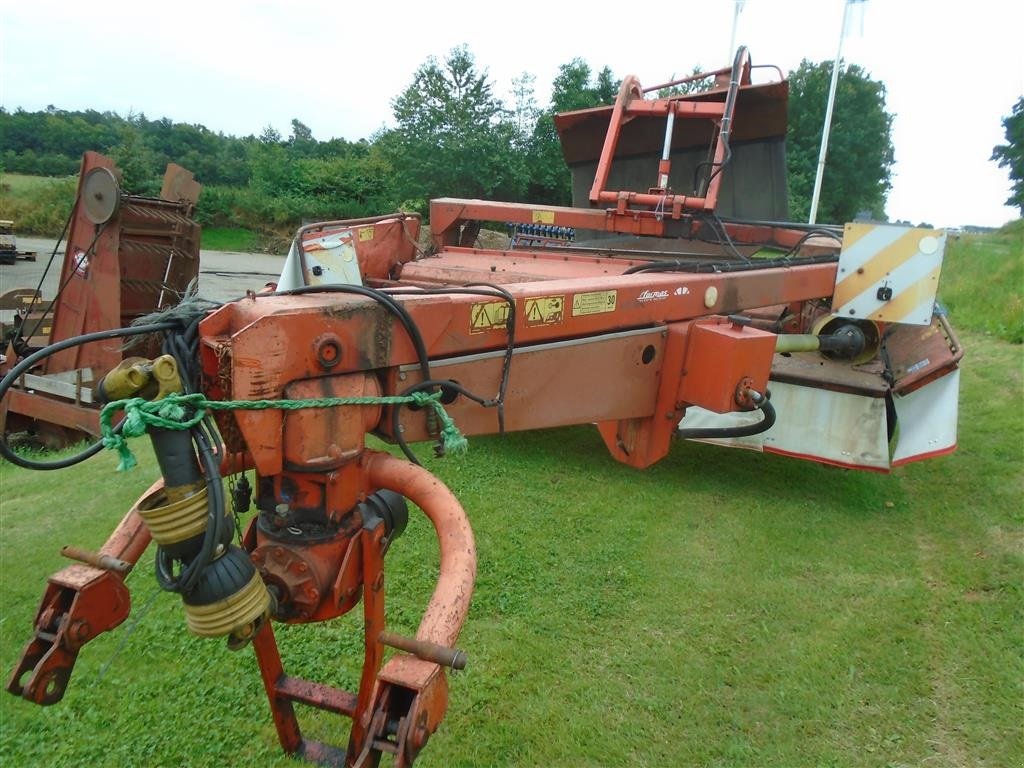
[808,0,863,224]
[727,0,745,63]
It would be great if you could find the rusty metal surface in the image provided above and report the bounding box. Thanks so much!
[379,632,467,670]
[365,452,476,650]
[60,545,132,573]
[884,316,962,394]
[45,153,200,375]
[275,676,358,717]
[769,352,890,396]
[1,387,101,436]
[297,212,420,282]
[6,565,131,705]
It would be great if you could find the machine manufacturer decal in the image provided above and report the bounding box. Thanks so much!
[637,289,669,303]
[470,300,511,333]
[572,290,617,316]
[524,296,564,326]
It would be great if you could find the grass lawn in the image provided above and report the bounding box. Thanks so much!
[200,226,260,252]
[0,227,1021,767]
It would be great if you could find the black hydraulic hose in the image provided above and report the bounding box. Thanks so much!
[693,45,748,195]
[274,284,433,384]
[622,252,839,275]
[0,322,178,470]
[676,393,776,440]
[383,283,518,463]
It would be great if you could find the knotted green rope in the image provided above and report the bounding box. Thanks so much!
[99,390,467,471]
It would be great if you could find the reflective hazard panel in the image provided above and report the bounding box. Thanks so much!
[832,223,947,326]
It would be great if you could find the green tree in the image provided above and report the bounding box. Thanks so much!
[657,65,713,97]
[526,59,620,205]
[991,96,1023,214]
[786,59,895,223]
[108,117,161,195]
[386,45,526,209]
[288,119,317,158]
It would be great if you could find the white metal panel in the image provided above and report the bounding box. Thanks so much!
[304,231,363,286]
[891,368,960,465]
[679,380,891,470]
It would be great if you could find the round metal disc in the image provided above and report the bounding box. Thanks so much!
[81,167,121,224]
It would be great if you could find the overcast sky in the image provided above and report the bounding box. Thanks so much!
[2,0,1022,228]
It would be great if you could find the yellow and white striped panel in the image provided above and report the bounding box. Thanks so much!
[832,223,947,326]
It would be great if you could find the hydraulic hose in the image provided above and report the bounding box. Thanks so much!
[676,390,776,441]
[0,322,178,470]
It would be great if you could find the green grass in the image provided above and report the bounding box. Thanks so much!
[1,327,1021,767]
[0,173,69,194]
[940,220,1023,343]
[200,226,260,252]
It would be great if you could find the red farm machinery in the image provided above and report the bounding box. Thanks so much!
[2,50,959,767]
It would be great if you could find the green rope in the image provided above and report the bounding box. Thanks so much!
[99,390,467,471]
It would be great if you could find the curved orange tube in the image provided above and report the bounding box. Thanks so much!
[364,450,477,649]
[100,478,160,564]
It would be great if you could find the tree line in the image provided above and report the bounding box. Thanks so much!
[0,47,901,234]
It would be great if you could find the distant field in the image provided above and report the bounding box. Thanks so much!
[940,221,1024,343]
[0,173,262,250]
[0,173,77,235]
[0,172,73,194]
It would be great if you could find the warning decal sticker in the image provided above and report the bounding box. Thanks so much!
[572,290,617,317]
[357,226,375,242]
[524,296,564,327]
[470,301,511,333]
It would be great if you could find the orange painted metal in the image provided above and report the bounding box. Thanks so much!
[428,198,839,255]
[588,49,751,216]
[391,328,665,441]
[243,453,474,766]
[296,212,421,282]
[199,254,836,473]
[678,318,776,413]
[6,51,886,768]
[365,451,476,649]
[597,322,691,468]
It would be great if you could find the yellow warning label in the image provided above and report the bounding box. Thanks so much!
[357,226,375,242]
[532,210,555,224]
[524,295,565,326]
[572,290,617,316]
[470,301,511,333]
